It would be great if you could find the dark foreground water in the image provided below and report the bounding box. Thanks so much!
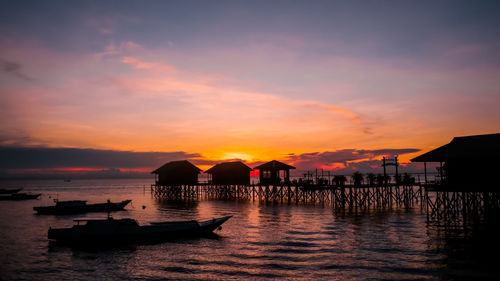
[1,179,499,280]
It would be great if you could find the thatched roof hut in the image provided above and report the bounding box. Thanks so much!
[152,160,201,186]
[205,161,252,185]
[253,160,295,185]
[411,133,500,191]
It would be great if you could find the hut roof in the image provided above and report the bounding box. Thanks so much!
[410,144,451,162]
[205,161,253,173]
[253,160,296,171]
[411,133,500,162]
[151,160,202,174]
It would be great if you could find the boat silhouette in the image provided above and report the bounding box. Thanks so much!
[34,200,131,215]
[0,193,40,201]
[0,188,22,194]
[48,215,232,244]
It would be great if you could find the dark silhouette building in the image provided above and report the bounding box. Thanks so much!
[152,160,201,186]
[205,161,252,185]
[411,133,500,191]
[253,160,295,185]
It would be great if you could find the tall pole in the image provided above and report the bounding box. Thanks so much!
[424,162,427,186]
[395,156,399,187]
[439,161,443,184]
[383,157,387,186]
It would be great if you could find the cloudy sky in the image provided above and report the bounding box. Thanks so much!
[1,0,499,176]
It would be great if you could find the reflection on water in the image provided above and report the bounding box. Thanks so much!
[0,179,499,280]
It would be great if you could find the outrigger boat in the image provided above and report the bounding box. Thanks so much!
[0,193,41,201]
[34,199,132,215]
[0,188,22,194]
[48,215,232,244]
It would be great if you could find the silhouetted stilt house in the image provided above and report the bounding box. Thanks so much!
[205,161,252,185]
[253,160,296,185]
[152,160,202,186]
[411,133,500,191]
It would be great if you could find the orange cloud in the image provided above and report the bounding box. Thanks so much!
[117,56,360,123]
[3,41,497,163]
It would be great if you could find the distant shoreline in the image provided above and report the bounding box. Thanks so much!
[0,175,154,180]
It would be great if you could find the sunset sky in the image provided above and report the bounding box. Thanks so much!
[1,1,499,176]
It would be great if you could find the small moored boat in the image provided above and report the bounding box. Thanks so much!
[34,200,132,215]
[0,188,22,194]
[0,193,41,201]
[48,215,232,244]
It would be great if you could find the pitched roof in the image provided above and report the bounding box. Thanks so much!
[151,160,202,174]
[411,133,500,162]
[253,160,296,170]
[205,161,253,173]
[410,144,451,162]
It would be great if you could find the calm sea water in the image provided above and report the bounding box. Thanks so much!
[1,178,499,280]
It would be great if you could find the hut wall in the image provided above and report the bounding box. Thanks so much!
[259,170,281,185]
[211,170,250,185]
[445,160,499,191]
[157,170,199,186]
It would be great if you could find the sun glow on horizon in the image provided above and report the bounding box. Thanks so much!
[1,2,499,177]
[221,152,254,162]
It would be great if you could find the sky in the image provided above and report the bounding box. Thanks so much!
[1,0,499,177]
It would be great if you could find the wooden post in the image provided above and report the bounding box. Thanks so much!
[383,157,387,186]
[424,162,427,186]
[439,161,443,184]
[296,185,299,204]
[395,156,399,187]
[315,168,318,185]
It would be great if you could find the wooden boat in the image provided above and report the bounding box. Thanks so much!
[34,199,132,215]
[0,188,22,194]
[0,193,41,201]
[48,215,232,244]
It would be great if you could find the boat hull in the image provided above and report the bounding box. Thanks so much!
[34,200,131,215]
[48,216,232,244]
[0,188,22,194]
[0,193,40,201]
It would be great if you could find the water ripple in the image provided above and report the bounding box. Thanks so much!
[1,179,499,280]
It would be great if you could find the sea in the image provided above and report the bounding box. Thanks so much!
[1,178,499,280]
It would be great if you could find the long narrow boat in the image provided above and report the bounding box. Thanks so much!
[34,200,132,215]
[48,215,232,244]
[0,188,22,194]
[0,193,41,201]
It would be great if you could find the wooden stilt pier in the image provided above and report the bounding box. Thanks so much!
[151,183,422,210]
[151,182,500,227]
[425,189,500,227]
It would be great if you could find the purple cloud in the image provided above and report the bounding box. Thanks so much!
[287,148,420,164]
[0,146,201,169]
